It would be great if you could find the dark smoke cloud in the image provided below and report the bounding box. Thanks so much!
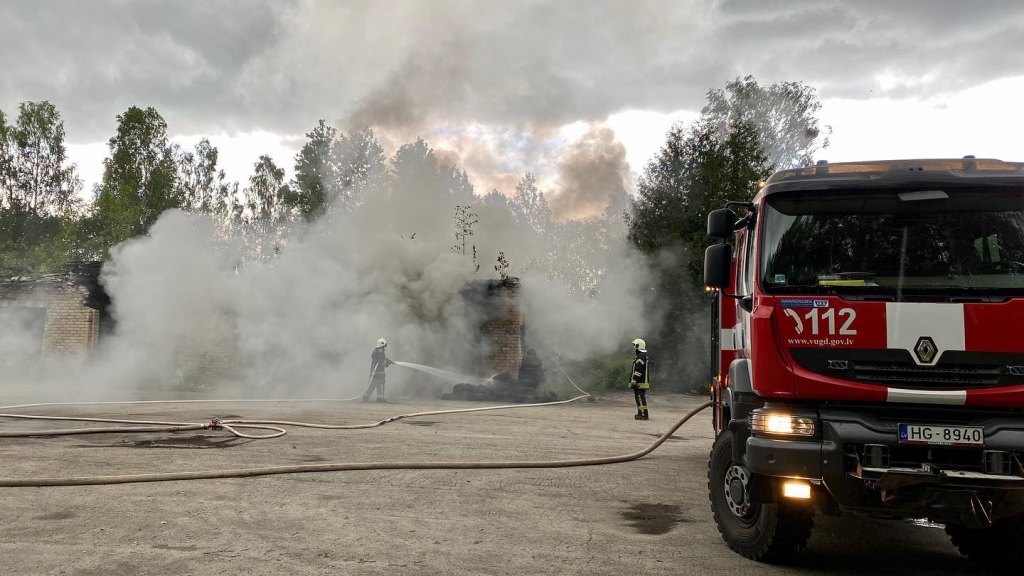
[548,126,631,222]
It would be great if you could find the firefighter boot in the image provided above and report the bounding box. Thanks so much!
[642,409,649,420]
[634,411,644,420]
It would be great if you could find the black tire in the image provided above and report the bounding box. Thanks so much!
[708,429,814,562]
[946,513,1024,573]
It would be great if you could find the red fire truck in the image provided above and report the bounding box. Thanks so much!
[704,158,1024,569]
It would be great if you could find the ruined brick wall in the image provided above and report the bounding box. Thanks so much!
[173,310,240,387]
[482,279,523,377]
[0,280,99,360]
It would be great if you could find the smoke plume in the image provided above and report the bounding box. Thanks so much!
[548,126,632,221]
[4,149,655,401]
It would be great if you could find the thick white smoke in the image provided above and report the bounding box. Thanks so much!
[0,125,661,401]
[23,165,652,401]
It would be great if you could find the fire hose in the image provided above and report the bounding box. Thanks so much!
[0,367,711,487]
[0,402,711,487]
[0,364,590,439]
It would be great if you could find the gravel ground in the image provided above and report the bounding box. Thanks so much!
[0,391,985,575]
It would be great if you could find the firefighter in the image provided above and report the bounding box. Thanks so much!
[363,338,395,403]
[518,349,543,391]
[629,338,650,420]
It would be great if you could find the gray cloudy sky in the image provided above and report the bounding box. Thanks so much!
[3,0,1023,211]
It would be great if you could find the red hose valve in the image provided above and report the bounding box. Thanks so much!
[209,418,222,430]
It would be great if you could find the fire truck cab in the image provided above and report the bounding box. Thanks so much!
[704,158,1024,569]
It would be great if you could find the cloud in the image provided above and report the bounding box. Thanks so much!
[4,0,1022,208]
[4,0,1020,144]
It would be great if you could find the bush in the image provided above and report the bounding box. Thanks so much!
[558,351,634,394]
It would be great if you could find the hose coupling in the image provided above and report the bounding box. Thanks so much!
[208,418,222,430]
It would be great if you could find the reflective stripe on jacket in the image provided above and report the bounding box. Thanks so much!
[631,350,650,389]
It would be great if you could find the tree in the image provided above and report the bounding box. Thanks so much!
[288,119,339,221]
[451,204,480,273]
[438,163,476,206]
[9,102,81,215]
[629,118,772,391]
[547,219,604,295]
[179,138,223,214]
[94,106,182,249]
[702,75,830,169]
[390,138,439,194]
[238,155,289,261]
[630,118,770,285]
[0,110,17,209]
[0,102,83,277]
[510,173,552,234]
[601,186,633,241]
[494,251,510,281]
[332,127,387,212]
[481,188,510,210]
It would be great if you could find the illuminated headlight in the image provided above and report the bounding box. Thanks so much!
[750,410,816,437]
[783,481,812,500]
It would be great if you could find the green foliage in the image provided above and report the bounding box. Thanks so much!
[239,155,290,261]
[451,204,479,258]
[286,121,389,220]
[628,120,771,391]
[179,138,234,217]
[3,101,81,215]
[630,118,772,286]
[287,119,338,221]
[0,110,13,198]
[0,101,84,277]
[629,75,825,392]
[703,75,831,169]
[389,138,474,205]
[94,106,182,252]
[561,351,634,393]
[0,209,77,277]
[511,173,551,234]
[334,127,387,211]
[494,251,510,280]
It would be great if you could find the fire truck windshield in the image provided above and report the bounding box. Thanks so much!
[760,188,1024,297]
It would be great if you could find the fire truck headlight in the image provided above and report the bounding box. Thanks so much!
[750,410,817,437]
[783,481,812,500]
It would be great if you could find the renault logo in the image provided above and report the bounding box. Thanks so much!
[914,337,938,364]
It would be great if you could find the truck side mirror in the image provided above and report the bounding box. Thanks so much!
[707,209,737,239]
[704,243,732,289]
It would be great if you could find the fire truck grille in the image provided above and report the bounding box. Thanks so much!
[789,349,1024,390]
[853,362,1000,389]
[846,443,988,473]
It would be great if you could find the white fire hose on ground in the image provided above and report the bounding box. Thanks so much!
[0,366,710,487]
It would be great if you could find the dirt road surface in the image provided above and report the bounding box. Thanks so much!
[0,392,985,575]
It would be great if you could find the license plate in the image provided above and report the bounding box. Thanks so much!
[898,424,985,447]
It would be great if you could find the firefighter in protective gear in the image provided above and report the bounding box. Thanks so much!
[629,338,650,420]
[364,338,395,403]
[518,349,543,391]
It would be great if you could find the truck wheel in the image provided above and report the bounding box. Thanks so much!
[946,513,1024,571]
[708,429,814,562]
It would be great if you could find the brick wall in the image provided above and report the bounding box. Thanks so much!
[0,280,99,360]
[173,311,240,386]
[481,279,523,377]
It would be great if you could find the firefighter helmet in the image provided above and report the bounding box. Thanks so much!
[376,338,387,348]
[632,338,646,350]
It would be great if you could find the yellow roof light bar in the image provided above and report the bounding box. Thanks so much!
[766,157,1024,185]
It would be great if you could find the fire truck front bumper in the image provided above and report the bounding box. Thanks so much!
[742,405,1024,527]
